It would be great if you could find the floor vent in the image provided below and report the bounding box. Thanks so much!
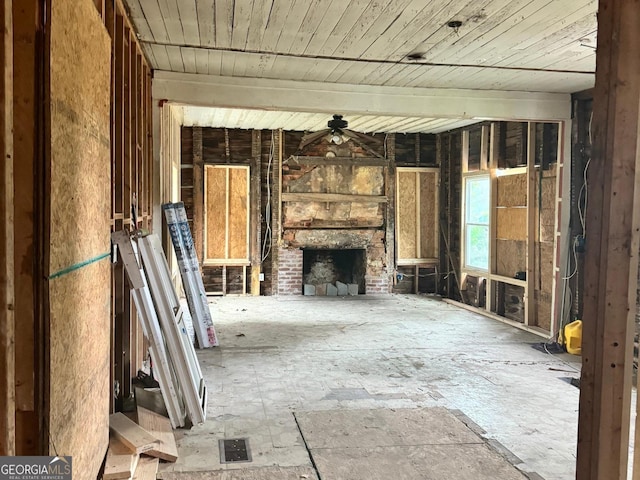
[219,438,251,463]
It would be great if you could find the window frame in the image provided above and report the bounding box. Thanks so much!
[462,172,491,273]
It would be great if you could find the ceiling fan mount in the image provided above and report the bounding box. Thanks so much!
[327,114,348,132]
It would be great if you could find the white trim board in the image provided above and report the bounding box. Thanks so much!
[152,71,572,122]
[138,234,208,426]
[111,231,186,428]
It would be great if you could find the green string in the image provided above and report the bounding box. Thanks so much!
[48,252,110,280]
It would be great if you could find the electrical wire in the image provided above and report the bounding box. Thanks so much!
[543,342,580,373]
[383,133,389,158]
[261,132,274,261]
[394,269,457,279]
[562,111,592,281]
[562,236,580,280]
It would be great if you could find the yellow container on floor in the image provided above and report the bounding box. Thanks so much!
[564,320,582,355]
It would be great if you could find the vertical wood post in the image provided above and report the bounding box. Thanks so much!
[576,1,640,478]
[0,0,15,457]
[386,133,396,293]
[488,124,498,312]
[271,130,282,294]
[250,130,262,295]
[192,127,203,263]
[13,0,39,454]
[525,122,537,326]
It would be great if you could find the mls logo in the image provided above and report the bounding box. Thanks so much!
[0,456,72,480]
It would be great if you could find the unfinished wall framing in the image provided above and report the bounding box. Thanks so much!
[447,121,563,337]
[181,127,262,295]
[104,0,154,413]
[180,127,406,296]
[395,167,440,294]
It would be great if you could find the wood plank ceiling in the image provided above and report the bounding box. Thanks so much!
[123,0,597,132]
[181,106,480,133]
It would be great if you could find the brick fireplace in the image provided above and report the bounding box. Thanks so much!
[276,229,390,295]
[275,129,392,296]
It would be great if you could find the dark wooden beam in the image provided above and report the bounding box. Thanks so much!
[385,133,396,294]
[0,0,15,457]
[284,156,389,167]
[250,130,261,295]
[192,127,203,263]
[281,193,387,203]
[13,0,39,455]
[576,1,640,478]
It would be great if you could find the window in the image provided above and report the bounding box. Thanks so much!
[464,175,490,271]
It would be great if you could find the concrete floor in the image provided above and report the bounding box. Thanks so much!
[158,295,582,480]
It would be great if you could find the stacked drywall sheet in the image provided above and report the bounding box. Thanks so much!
[163,202,219,348]
[111,231,208,429]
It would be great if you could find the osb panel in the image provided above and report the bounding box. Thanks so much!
[48,1,110,477]
[205,167,226,259]
[49,260,110,480]
[535,290,552,331]
[495,239,526,277]
[496,208,526,241]
[419,172,437,258]
[228,167,248,259]
[397,171,417,259]
[540,175,556,211]
[49,0,110,274]
[496,174,527,207]
[538,242,555,294]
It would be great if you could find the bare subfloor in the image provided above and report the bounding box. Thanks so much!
[158,295,581,480]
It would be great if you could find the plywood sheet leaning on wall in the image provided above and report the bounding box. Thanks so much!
[47,0,111,477]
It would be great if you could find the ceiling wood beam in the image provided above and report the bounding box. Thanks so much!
[152,72,572,122]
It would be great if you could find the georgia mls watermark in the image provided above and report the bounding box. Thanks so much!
[0,457,72,480]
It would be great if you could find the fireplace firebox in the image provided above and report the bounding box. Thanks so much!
[303,249,366,294]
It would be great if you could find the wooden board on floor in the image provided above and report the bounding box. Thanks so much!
[104,436,139,480]
[109,413,159,454]
[132,456,159,480]
[136,406,178,462]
